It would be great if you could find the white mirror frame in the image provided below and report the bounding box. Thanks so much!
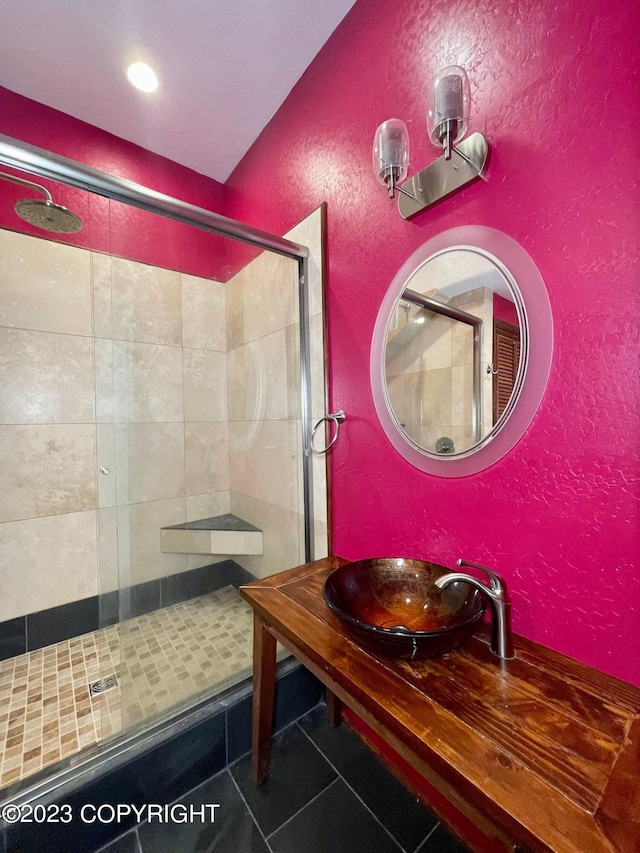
[370,226,553,477]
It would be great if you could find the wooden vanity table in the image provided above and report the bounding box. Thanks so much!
[240,556,640,853]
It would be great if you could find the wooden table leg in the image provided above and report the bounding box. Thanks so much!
[251,611,277,784]
[325,688,342,726]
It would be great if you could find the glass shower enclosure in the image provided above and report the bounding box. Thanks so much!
[0,134,328,799]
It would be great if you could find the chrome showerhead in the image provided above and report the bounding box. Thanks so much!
[0,170,83,234]
[14,198,83,234]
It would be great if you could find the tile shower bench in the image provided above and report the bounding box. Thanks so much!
[241,556,640,853]
[161,512,263,556]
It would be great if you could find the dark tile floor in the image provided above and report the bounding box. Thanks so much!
[96,705,472,853]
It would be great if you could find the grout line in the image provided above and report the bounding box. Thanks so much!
[228,768,276,853]
[412,821,441,853]
[298,719,462,853]
[224,702,229,768]
[224,693,323,767]
[140,758,230,814]
[93,826,142,853]
[297,714,413,853]
[264,776,341,841]
[0,324,94,340]
[223,706,335,838]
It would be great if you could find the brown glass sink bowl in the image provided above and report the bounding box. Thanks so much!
[323,558,486,660]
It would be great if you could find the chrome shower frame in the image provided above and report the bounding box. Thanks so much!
[0,133,316,563]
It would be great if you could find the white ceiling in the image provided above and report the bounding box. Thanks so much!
[0,0,357,182]
[411,252,514,302]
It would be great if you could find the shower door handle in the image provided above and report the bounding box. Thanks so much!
[310,410,346,455]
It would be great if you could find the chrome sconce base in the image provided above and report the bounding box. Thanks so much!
[397,132,489,220]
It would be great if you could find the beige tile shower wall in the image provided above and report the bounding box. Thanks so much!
[0,229,93,336]
[0,229,230,619]
[227,208,328,577]
[0,231,98,620]
[0,512,98,622]
[95,259,230,588]
[226,250,301,579]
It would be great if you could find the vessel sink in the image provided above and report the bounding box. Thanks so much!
[323,558,486,660]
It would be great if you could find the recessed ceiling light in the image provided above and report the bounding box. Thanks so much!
[126,62,159,93]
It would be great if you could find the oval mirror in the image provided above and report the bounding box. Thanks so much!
[371,226,553,477]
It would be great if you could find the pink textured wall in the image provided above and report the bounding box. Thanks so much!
[493,293,518,327]
[1,1,638,686]
[0,87,229,280]
[227,0,640,684]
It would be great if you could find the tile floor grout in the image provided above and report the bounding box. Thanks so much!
[122,714,338,851]
[296,716,434,853]
[157,714,412,852]
[95,827,142,853]
[264,775,341,842]
[413,821,441,853]
[228,767,276,853]
[88,703,471,853]
[127,704,335,853]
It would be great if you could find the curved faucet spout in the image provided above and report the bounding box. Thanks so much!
[456,559,511,600]
[436,560,514,660]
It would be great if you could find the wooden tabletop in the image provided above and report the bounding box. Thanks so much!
[241,556,640,853]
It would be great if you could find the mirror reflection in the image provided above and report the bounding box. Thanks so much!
[384,250,522,456]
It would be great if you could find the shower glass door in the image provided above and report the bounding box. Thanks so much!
[0,138,327,795]
[98,198,309,738]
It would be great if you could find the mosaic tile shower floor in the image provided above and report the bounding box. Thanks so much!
[0,586,259,790]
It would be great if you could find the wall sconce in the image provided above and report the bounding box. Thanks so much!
[373,66,489,220]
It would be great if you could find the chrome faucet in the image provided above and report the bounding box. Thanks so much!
[435,559,514,659]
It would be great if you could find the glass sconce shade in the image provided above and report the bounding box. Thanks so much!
[427,66,470,157]
[372,119,410,194]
